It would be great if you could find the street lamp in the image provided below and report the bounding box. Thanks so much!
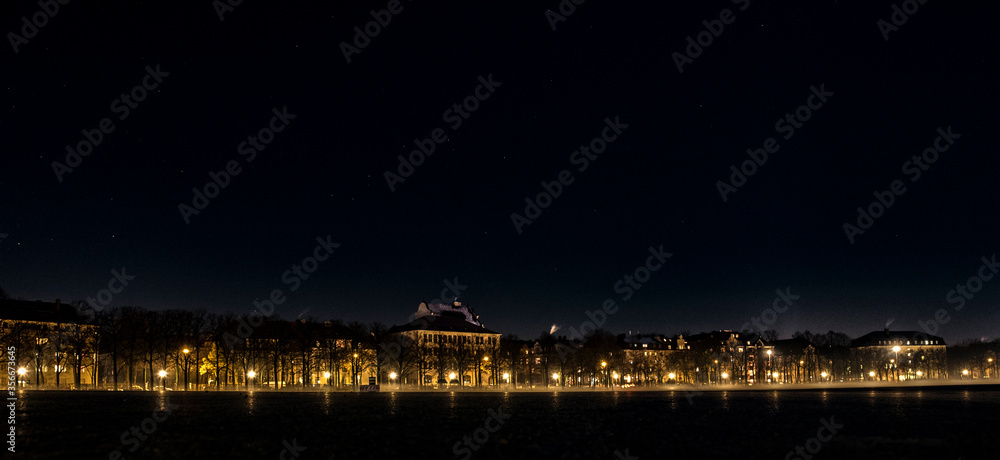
[601,361,608,388]
[182,348,191,390]
[247,370,256,390]
[766,350,773,383]
[668,372,676,382]
[323,371,331,386]
[502,372,510,389]
[869,370,876,379]
[158,370,167,390]
[389,372,398,389]
[821,371,828,382]
[480,356,489,386]
[449,372,457,386]
[892,346,901,381]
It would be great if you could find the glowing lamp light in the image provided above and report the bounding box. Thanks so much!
[183,348,190,354]
[502,373,510,380]
[821,372,828,378]
[389,372,397,379]
[668,373,676,380]
[158,370,167,378]
[869,371,876,377]
[552,373,559,380]
[892,346,901,353]
[449,372,456,381]
[963,369,969,375]
[323,371,331,379]
[916,371,923,376]
[247,371,257,379]
[772,372,779,378]
[601,362,607,368]
[721,372,728,379]
[767,350,772,356]
[17,368,27,376]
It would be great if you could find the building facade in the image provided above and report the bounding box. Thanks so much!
[850,329,947,380]
[0,298,97,389]
[386,301,501,387]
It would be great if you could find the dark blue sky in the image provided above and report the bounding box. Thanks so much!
[2,0,998,343]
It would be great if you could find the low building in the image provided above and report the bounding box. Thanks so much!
[618,333,688,385]
[0,298,97,389]
[386,301,501,387]
[769,337,818,383]
[850,329,947,380]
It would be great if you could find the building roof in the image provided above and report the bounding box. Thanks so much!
[686,330,749,351]
[620,333,683,350]
[850,329,946,347]
[0,298,88,324]
[389,302,500,335]
[413,301,483,326]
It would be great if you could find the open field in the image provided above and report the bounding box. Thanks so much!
[12,385,1000,459]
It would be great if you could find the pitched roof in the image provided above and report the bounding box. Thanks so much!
[0,298,88,324]
[850,330,946,347]
[388,313,499,335]
[770,337,814,352]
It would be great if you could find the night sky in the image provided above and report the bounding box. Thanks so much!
[2,0,998,343]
